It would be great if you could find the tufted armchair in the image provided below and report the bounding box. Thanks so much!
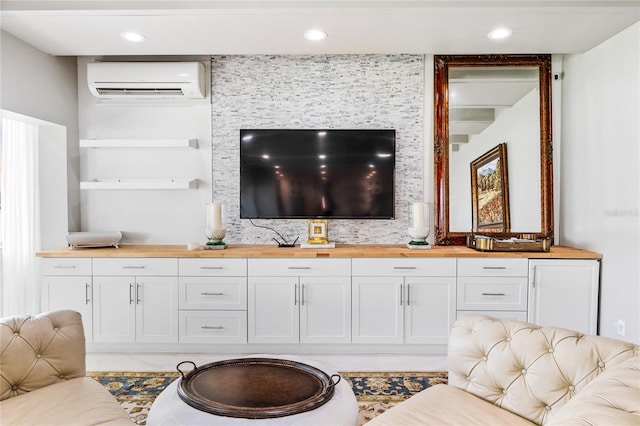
[0,310,132,425]
[369,315,640,425]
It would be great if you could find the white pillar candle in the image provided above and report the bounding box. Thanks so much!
[207,203,223,229]
[413,202,425,228]
[212,202,222,229]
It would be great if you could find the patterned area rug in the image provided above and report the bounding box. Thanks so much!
[89,371,448,425]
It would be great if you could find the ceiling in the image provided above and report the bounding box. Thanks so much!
[1,1,638,57]
[449,66,539,147]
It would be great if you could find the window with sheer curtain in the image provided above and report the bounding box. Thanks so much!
[1,117,41,316]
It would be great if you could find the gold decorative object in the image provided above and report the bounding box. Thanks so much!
[307,220,329,245]
[468,234,551,252]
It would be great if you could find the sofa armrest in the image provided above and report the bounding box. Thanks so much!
[1,310,87,401]
[448,315,639,425]
[546,356,640,425]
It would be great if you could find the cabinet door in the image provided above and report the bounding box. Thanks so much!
[300,277,351,344]
[405,276,456,344]
[352,277,403,344]
[41,276,93,342]
[93,276,136,343]
[248,277,299,343]
[528,259,600,334]
[136,276,179,343]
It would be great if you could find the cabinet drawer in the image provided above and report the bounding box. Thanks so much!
[179,259,246,277]
[248,259,351,277]
[457,258,528,277]
[457,310,528,322]
[93,258,178,276]
[352,258,456,277]
[457,277,528,311]
[41,258,92,275]
[179,311,247,343]
[179,277,247,310]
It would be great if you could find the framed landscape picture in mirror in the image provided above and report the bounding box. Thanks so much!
[471,143,510,232]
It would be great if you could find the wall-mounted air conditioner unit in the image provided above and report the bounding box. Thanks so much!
[87,62,206,99]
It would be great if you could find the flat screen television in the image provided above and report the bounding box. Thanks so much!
[240,129,396,219]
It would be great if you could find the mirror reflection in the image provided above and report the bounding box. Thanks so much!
[448,66,541,233]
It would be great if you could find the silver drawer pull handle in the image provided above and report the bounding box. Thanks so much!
[123,266,146,269]
[393,266,417,270]
[288,266,311,270]
[201,292,224,296]
[482,266,507,270]
[200,266,223,270]
[201,325,224,330]
[53,265,76,269]
[482,292,506,296]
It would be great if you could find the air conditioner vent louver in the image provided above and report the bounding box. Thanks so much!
[96,88,185,96]
[87,62,205,99]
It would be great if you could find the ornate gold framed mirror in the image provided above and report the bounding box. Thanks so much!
[433,54,553,245]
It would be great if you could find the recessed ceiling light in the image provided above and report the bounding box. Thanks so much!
[304,29,328,41]
[487,27,512,41]
[121,32,146,43]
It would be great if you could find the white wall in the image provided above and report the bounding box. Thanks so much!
[561,22,640,344]
[449,89,541,232]
[77,57,212,245]
[38,124,69,250]
[0,30,80,234]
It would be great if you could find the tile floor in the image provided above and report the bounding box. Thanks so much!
[87,353,448,372]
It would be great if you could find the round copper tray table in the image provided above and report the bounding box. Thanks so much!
[176,357,341,419]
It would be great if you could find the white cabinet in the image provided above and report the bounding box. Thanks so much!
[299,277,351,343]
[456,259,528,320]
[404,276,458,344]
[248,276,299,343]
[41,258,93,341]
[178,258,247,343]
[38,250,602,352]
[528,259,600,334]
[92,258,178,343]
[351,276,403,344]
[247,259,351,344]
[351,258,457,344]
[93,276,135,342]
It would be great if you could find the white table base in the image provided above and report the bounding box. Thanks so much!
[147,355,359,426]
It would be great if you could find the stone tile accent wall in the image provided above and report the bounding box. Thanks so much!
[211,55,424,244]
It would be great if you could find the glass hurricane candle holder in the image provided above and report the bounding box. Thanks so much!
[205,202,226,250]
[408,202,431,249]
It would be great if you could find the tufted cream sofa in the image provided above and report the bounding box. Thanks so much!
[0,310,133,425]
[369,315,640,426]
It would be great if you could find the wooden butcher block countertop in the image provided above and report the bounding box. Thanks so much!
[37,244,602,259]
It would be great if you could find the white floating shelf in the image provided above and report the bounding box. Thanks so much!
[79,139,198,149]
[80,179,198,190]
